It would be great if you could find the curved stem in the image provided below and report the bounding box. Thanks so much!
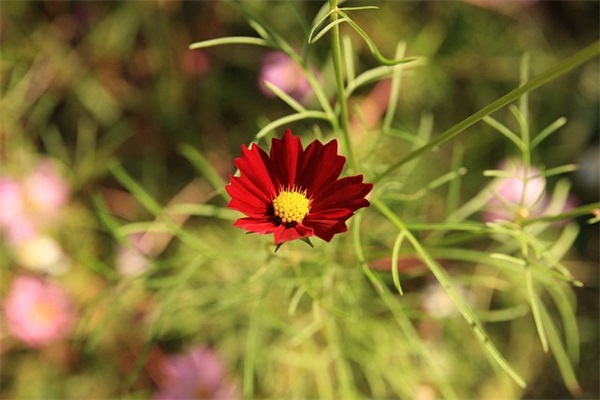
[330,0,356,171]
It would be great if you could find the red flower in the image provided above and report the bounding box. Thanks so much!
[226,129,373,246]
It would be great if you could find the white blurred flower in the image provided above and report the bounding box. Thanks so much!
[13,235,70,275]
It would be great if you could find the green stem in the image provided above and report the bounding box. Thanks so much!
[330,0,356,171]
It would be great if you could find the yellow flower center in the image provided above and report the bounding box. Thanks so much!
[273,188,310,225]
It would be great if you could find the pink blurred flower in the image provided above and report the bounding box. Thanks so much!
[3,276,75,347]
[483,160,547,222]
[153,346,240,400]
[23,160,70,213]
[259,51,315,102]
[0,160,70,244]
[0,179,36,242]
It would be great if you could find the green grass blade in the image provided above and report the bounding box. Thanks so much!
[178,143,227,199]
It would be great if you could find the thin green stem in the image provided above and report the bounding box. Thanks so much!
[330,0,356,171]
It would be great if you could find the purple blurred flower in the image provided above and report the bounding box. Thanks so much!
[483,159,547,222]
[153,346,240,400]
[3,276,76,348]
[259,51,315,102]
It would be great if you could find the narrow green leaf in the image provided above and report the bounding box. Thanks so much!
[383,42,407,132]
[254,111,332,141]
[189,36,270,50]
[339,6,380,12]
[546,284,580,364]
[539,302,582,395]
[391,232,405,295]
[339,11,417,66]
[342,35,356,84]
[541,164,578,178]
[483,116,525,151]
[526,266,549,352]
[531,117,567,149]
[310,18,347,44]
[262,81,307,113]
[345,65,398,98]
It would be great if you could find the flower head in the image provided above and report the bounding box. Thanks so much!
[3,276,75,347]
[153,346,239,400]
[483,159,548,222]
[226,130,373,246]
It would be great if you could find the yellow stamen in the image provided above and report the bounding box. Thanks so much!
[273,187,310,225]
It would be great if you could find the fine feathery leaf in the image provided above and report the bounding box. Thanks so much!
[525,266,550,352]
[189,36,271,50]
[531,117,567,149]
[483,115,525,151]
[373,40,600,184]
[390,232,405,295]
[254,111,332,142]
[372,197,527,388]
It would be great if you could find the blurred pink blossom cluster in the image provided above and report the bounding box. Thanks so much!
[482,159,574,223]
[258,51,316,102]
[0,160,71,274]
[153,345,240,400]
[0,160,70,244]
[3,275,76,348]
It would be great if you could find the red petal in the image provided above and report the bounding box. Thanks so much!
[273,223,314,245]
[227,174,271,205]
[311,175,372,213]
[297,138,346,198]
[303,214,349,242]
[270,129,301,188]
[233,217,278,234]
[234,144,277,198]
